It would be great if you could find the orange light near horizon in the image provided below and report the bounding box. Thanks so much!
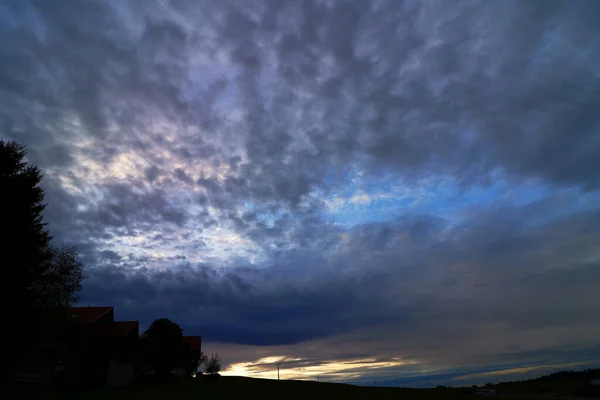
[221,356,417,381]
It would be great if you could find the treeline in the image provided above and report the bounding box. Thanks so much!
[486,368,600,397]
[491,368,600,385]
[531,368,600,383]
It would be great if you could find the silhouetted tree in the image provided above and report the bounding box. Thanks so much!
[188,351,208,378]
[140,318,185,379]
[199,352,209,368]
[205,353,221,375]
[1,139,84,381]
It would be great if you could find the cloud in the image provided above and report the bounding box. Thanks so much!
[456,361,596,382]
[80,201,600,373]
[145,165,162,183]
[349,192,371,205]
[2,0,600,384]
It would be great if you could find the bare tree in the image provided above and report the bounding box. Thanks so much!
[205,353,221,375]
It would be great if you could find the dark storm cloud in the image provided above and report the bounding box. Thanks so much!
[82,256,397,346]
[82,199,600,367]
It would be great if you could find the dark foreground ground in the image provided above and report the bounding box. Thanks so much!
[13,376,597,400]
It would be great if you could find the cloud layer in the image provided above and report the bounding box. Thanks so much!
[2,0,599,384]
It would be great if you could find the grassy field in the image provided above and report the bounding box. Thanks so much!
[15,376,544,400]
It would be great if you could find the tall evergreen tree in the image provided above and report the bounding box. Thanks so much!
[1,139,84,380]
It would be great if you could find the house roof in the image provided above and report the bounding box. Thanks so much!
[182,336,201,351]
[66,307,113,324]
[95,321,139,338]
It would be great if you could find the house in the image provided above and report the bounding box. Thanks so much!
[64,307,140,386]
[181,335,202,376]
[16,306,202,386]
[14,307,140,387]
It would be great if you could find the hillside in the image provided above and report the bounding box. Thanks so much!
[488,368,600,398]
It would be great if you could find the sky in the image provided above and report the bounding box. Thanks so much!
[2,0,600,387]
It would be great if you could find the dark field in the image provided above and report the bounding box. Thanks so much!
[15,376,547,400]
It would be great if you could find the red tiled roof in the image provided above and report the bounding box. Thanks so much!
[181,336,201,351]
[95,321,139,338]
[67,307,113,324]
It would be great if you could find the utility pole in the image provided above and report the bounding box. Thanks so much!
[276,362,281,380]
